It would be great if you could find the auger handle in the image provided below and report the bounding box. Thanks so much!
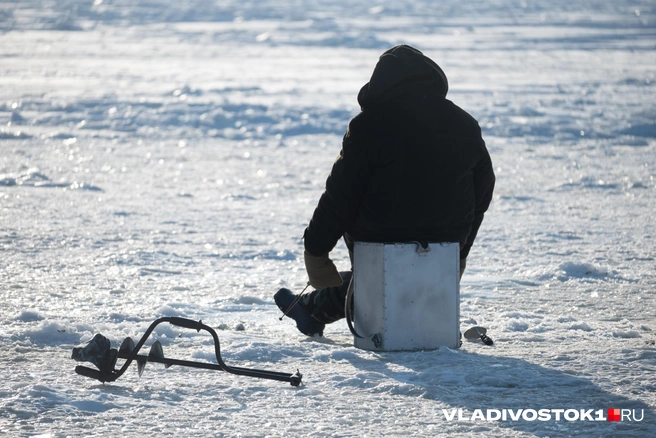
[168,317,204,331]
[75,365,114,383]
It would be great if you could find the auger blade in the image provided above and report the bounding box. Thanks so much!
[71,333,118,372]
[119,337,135,356]
[137,358,147,377]
[149,340,171,369]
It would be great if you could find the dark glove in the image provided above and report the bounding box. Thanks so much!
[304,251,343,289]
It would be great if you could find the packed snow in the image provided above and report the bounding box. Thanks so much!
[1,0,655,436]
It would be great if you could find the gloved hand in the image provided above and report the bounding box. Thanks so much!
[304,250,343,289]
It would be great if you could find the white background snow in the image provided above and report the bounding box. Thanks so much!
[1,0,655,436]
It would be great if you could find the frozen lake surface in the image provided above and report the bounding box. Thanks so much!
[1,0,655,436]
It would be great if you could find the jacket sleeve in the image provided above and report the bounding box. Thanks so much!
[460,138,495,260]
[304,115,373,256]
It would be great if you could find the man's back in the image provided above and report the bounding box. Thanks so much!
[305,45,495,260]
[344,92,492,252]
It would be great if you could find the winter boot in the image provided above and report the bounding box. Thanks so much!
[274,288,325,337]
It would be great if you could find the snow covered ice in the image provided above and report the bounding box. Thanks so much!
[1,0,655,436]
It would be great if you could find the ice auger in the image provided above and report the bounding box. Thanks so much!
[71,316,302,386]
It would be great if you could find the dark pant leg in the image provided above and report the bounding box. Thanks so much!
[300,271,352,324]
[300,234,355,324]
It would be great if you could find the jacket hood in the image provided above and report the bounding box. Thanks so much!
[357,45,448,109]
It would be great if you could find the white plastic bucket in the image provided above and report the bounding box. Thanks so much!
[352,242,460,351]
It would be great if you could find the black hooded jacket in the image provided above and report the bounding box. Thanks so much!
[304,45,495,260]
